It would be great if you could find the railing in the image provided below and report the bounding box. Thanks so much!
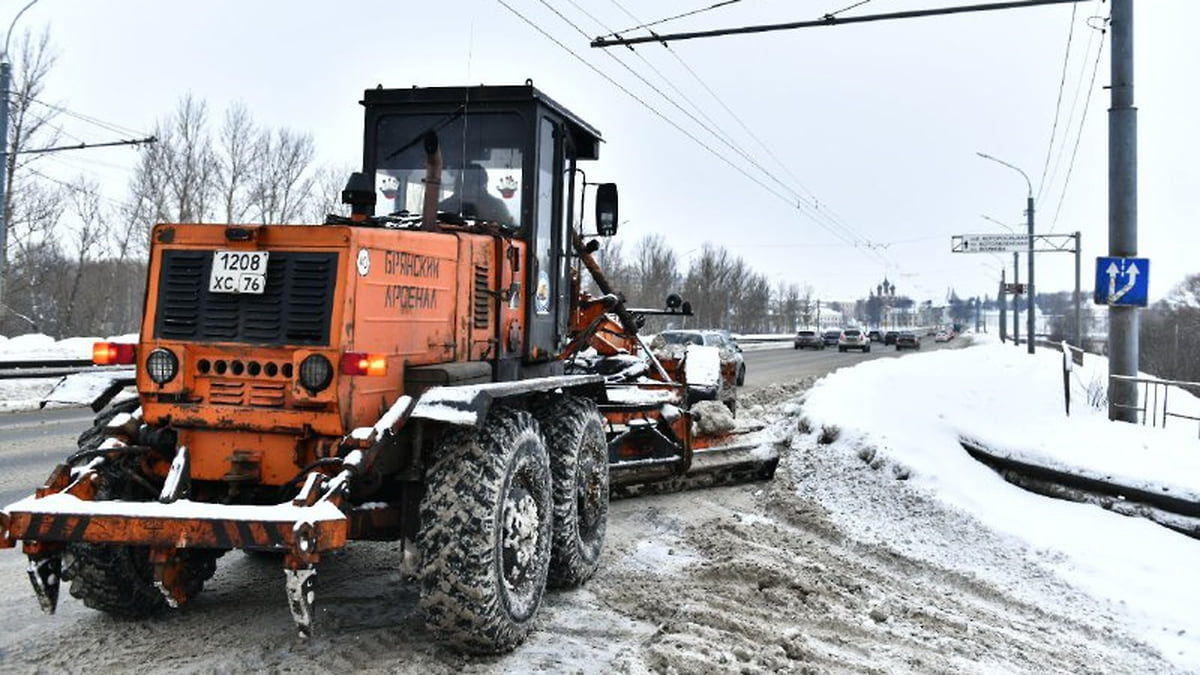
[1110,373,1200,438]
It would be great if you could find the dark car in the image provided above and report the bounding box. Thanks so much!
[884,330,900,345]
[822,330,841,347]
[895,332,921,351]
[867,329,884,343]
[794,329,824,350]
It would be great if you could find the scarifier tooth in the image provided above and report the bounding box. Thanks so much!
[285,567,317,639]
[27,557,61,614]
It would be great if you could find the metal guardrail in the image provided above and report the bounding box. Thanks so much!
[0,358,116,380]
[1110,373,1200,438]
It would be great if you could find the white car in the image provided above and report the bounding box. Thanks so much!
[838,328,871,353]
[934,330,952,343]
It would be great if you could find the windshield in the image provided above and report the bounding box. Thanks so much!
[658,332,704,346]
[373,112,525,226]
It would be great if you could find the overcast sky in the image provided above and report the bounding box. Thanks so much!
[6,0,1196,306]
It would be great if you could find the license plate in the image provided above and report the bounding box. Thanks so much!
[208,250,269,294]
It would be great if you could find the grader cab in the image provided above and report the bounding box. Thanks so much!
[0,83,778,653]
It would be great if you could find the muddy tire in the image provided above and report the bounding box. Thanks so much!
[63,397,218,618]
[532,395,608,588]
[65,544,218,618]
[418,406,553,653]
[75,396,140,452]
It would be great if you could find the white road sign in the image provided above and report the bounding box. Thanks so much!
[951,233,1029,253]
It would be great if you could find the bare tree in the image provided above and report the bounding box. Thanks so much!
[2,29,60,330]
[628,234,679,309]
[216,102,258,224]
[306,164,353,223]
[247,128,316,224]
[127,94,220,236]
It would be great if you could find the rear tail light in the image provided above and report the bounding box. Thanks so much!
[93,342,136,365]
[340,353,388,377]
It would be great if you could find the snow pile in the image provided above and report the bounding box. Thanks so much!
[799,333,1200,669]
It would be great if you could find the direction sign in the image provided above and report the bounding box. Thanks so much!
[951,233,1029,253]
[1093,257,1149,307]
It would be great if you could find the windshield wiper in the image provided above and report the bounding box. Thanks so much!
[383,106,465,162]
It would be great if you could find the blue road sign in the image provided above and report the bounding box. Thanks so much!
[1093,257,1149,307]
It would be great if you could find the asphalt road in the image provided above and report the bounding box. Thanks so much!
[740,334,948,394]
[0,407,96,507]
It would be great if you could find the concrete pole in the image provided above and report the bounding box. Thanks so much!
[1108,0,1138,422]
[1026,195,1035,354]
[1000,268,1007,343]
[0,59,9,318]
[1074,231,1082,348]
[1012,252,1020,346]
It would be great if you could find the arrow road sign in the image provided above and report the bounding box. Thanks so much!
[1093,257,1149,307]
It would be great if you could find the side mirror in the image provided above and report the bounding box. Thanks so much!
[595,183,618,236]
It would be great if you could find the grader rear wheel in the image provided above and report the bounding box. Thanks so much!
[418,406,553,653]
[532,394,608,588]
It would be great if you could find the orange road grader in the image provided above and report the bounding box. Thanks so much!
[0,83,778,653]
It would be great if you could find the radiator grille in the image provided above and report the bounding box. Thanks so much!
[207,380,288,407]
[154,250,338,346]
[473,264,491,329]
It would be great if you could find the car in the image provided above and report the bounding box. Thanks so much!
[822,330,841,347]
[653,329,747,386]
[794,329,824,350]
[884,330,900,345]
[838,328,871,353]
[934,330,952,343]
[895,332,920,350]
[867,329,884,343]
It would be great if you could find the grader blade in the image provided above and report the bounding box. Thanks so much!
[609,426,782,499]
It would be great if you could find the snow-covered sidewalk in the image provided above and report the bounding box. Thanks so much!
[800,334,1200,669]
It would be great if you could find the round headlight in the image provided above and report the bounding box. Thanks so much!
[298,354,333,393]
[145,348,179,385]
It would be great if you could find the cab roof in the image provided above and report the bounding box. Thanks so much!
[361,83,602,160]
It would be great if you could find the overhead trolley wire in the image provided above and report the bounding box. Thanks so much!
[544,0,893,265]
[1047,11,1107,233]
[515,0,886,262]
[600,0,743,42]
[1035,1,1078,205]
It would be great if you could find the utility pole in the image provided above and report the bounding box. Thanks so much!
[1026,193,1035,354]
[1,1,39,324]
[0,55,10,321]
[1108,0,1138,422]
[1012,252,1020,347]
[1080,230,1089,345]
[1000,269,1007,342]
[978,152,1034,353]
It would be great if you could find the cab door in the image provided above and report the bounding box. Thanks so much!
[526,116,565,361]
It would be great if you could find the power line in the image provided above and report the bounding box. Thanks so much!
[599,0,870,249]
[23,95,148,138]
[520,0,886,260]
[1035,1,1077,203]
[591,0,1088,48]
[600,0,742,40]
[604,0,869,251]
[1048,12,1107,232]
[1039,0,1104,208]
[547,0,892,263]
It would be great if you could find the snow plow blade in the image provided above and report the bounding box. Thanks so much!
[609,427,782,499]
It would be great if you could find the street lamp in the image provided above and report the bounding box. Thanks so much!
[980,213,1022,347]
[977,152,1035,355]
[1,1,40,322]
